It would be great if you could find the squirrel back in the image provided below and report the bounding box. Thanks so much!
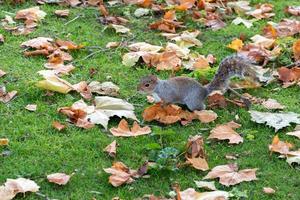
[206,54,256,94]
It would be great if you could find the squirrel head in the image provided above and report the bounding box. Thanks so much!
[137,75,158,94]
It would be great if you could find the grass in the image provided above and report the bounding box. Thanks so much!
[0,0,300,199]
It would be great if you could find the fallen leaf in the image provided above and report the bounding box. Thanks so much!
[285,6,300,16]
[227,39,244,51]
[185,135,209,171]
[104,140,117,157]
[246,3,274,19]
[261,98,285,110]
[179,188,229,200]
[47,173,71,185]
[36,74,74,94]
[106,42,120,48]
[59,97,137,130]
[207,91,227,109]
[142,103,197,125]
[250,34,275,49]
[52,121,66,131]
[194,180,216,191]
[293,39,300,61]
[286,129,300,139]
[227,1,252,14]
[232,17,253,29]
[55,9,69,17]
[0,138,9,146]
[110,119,151,137]
[25,104,37,111]
[3,178,39,196]
[88,81,119,96]
[134,8,150,17]
[0,70,6,78]
[108,24,130,33]
[0,86,17,103]
[20,37,53,50]
[0,34,4,43]
[269,135,293,155]
[263,19,300,38]
[104,162,140,187]
[249,110,300,131]
[286,150,300,165]
[204,163,258,186]
[194,110,217,123]
[208,121,243,144]
[0,186,15,200]
[263,187,275,194]
[72,81,92,100]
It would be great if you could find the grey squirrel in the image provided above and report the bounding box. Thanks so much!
[137,55,257,111]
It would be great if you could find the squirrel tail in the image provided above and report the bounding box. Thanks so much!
[206,54,257,94]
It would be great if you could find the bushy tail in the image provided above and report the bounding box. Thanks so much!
[206,54,257,94]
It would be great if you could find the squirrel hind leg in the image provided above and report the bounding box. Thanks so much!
[185,98,206,111]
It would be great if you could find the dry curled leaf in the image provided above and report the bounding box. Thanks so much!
[204,163,258,186]
[25,104,37,111]
[179,188,229,200]
[263,187,275,194]
[52,121,66,131]
[0,86,17,103]
[207,91,227,109]
[185,135,209,171]
[47,173,71,185]
[269,135,293,155]
[261,98,285,110]
[142,103,197,125]
[104,140,117,157]
[208,121,243,144]
[194,110,217,123]
[0,138,9,146]
[194,181,217,191]
[285,6,300,16]
[55,9,69,17]
[88,81,119,96]
[110,119,151,137]
[227,38,244,52]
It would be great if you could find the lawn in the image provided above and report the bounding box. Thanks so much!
[0,0,300,199]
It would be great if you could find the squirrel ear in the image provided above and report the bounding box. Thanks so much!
[149,74,158,81]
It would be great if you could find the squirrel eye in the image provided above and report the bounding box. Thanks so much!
[145,83,150,87]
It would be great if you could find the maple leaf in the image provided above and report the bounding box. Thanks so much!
[208,121,243,144]
[249,110,300,131]
[227,39,244,51]
[194,110,217,123]
[47,173,71,185]
[261,98,285,110]
[269,135,293,155]
[104,140,117,157]
[179,188,229,200]
[263,19,300,38]
[204,163,258,186]
[110,119,151,137]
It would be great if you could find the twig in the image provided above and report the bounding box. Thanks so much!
[64,14,81,26]
[71,48,106,64]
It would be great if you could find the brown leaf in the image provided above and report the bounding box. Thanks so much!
[47,173,71,185]
[0,138,9,146]
[207,91,227,109]
[204,163,258,186]
[104,140,117,157]
[208,121,243,144]
[142,103,197,125]
[72,81,92,100]
[110,119,151,137]
[0,86,17,103]
[263,19,300,38]
[56,39,84,50]
[261,98,285,110]
[263,187,275,194]
[52,121,66,131]
[277,67,300,83]
[55,10,70,17]
[0,34,4,43]
[293,39,300,61]
[269,135,293,155]
[194,110,217,123]
[103,162,136,187]
[246,3,274,19]
[0,70,7,78]
[285,6,300,16]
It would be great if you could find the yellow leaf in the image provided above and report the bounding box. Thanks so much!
[227,39,244,51]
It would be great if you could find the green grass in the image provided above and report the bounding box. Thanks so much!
[1,0,300,199]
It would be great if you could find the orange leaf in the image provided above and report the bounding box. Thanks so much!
[208,121,243,144]
[293,39,300,61]
[110,119,151,137]
[227,38,244,51]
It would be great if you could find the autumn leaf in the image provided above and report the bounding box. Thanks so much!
[293,39,300,61]
[285,6,300,16]
[55,9,69,17]
[277,67,300,87]
[110,119,151,137]
[179,188,229,200]
[0,69,6,78]
[232,17,253,29]
[269,135,293,155]
[0,86,18,103]
[36,74,74,94]
[89,81,119,96]
[249,110,300,131]
[47,173,71,185]
[208,121,243,144]
[261,98,285,110]
[194,180,217,191]
[142,103,197,125]
[227,38,244,51]
[0,138,9,146]
[204,163,258,186]
[52,121,66,131]
[246,3,274,19]
[25,104,37,111]
[194,110,217,123]
[0,34,4,43]
[263,187,276,194]
[286,125,300,139]
[104,140,117,157]
[1,178,40,199]
[185,135,209,171]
